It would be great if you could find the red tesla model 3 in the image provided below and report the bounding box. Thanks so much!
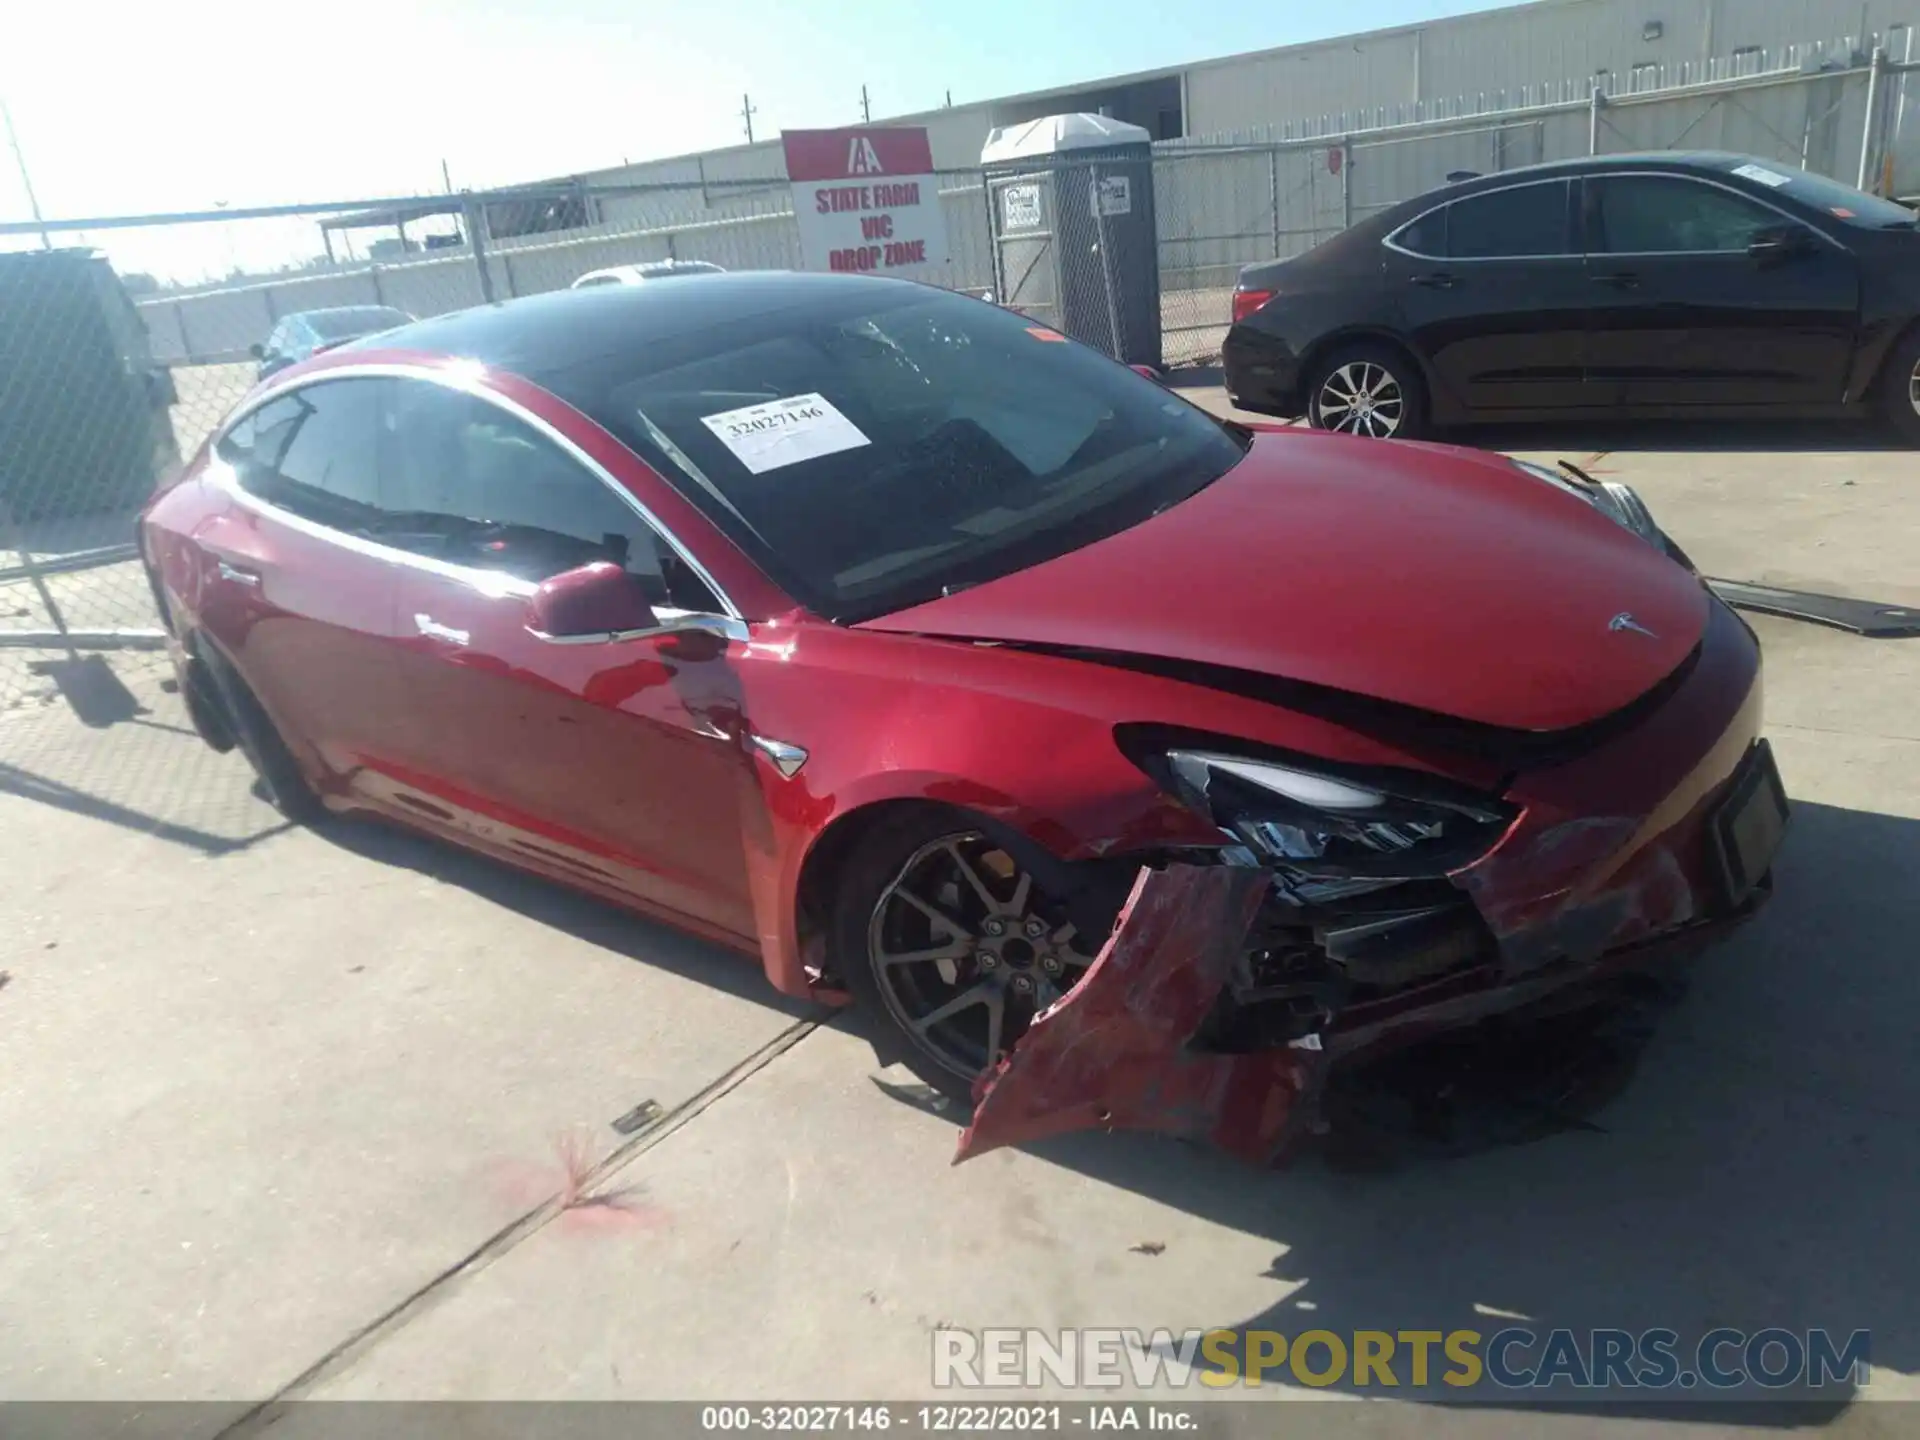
[139,273,1788,1162]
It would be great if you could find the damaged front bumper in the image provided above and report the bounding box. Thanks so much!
[958,600,1788,1166]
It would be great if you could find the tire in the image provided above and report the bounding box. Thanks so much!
[195,641,325,825]
[831,810,1097,1099]
[1878,326,1920,446]
[1305,341,1429,441]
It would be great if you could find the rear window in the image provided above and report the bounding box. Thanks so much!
[1443,181,1573,258]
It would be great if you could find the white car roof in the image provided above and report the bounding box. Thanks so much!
[570,261,725,288]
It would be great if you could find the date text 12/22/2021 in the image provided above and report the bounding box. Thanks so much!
[700,1405,1197,1432]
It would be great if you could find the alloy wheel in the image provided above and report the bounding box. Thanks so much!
[1909,356,1920,419]
[1317,361,1405,438]
[866,832,1094,1080]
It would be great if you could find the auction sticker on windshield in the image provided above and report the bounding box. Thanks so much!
[701,393,871,475]
[1732,162,1793,187]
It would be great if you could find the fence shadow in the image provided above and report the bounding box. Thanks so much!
[0,679,290,855]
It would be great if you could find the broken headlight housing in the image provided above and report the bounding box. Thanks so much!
[1507,459,1691,566]
[1162,749,1515,878]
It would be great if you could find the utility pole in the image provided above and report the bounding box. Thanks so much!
[1,95,51,250]
[740,93,758,143]
[441,158,453,193]
[860,85,872,122]
[945,89,953,108]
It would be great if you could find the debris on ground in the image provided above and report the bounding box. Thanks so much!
[1129,1240,1167,1257]
[610,1098,664,1136]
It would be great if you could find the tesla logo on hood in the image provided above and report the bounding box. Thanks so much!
[1609,612,1658,638]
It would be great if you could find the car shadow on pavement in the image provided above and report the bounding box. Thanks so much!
[861,797,1918,1421]
[312,814,819,1016]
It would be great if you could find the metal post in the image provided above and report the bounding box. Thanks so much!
[1340,140,1353,231]
[463,197,496,304]
[1890,27,1915,198]
[1090,163,1124,362]
[1858,45,1887,190]
[1,96,51,250]
[1589,86,1605,154]
[369,265,386,305]
[982,170,1002,304]
[1268,147,1281,252]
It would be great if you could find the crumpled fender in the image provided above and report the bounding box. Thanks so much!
[956,864,1320,1166]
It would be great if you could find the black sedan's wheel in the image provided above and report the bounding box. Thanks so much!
[1306,343,1428,440]
[1881,326,1920,446]
[834,813,1096,1094]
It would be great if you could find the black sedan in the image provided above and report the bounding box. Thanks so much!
[1223,151,1920,443]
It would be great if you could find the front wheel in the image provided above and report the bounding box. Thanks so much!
[1878,326,1920,446]
[832,813,1098,1097]
[1305,343,1428,440]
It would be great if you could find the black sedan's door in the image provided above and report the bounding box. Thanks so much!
[1581,174,1860,408]
[1384,178,1596,415]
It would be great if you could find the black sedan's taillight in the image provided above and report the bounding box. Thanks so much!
[1231,289,1275,324]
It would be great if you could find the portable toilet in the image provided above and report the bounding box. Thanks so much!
[980,113,1161,369]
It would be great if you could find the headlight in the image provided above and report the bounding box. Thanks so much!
[1163,748,1512,874]
[1507,459,1691,567]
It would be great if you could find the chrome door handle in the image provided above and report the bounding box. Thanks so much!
[1409,272,1457,289]
[414,613,470,646]
[216,560,260,587]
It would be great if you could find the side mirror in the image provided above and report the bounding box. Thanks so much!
[1748,225,1816,265]
[527,561,657,641]
[249,343,265,359]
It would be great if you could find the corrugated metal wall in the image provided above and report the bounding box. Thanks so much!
[1186,0,1912,137]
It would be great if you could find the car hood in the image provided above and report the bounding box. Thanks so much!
[856,431,1709,732]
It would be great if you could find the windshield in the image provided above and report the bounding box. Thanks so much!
[547,287,1250,621]
[1725,161,1917,228]
[306,307,411,339]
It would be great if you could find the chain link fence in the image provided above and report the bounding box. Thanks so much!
[1,30,1913,735]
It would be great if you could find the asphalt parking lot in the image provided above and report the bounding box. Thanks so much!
[2,405,1917,1432]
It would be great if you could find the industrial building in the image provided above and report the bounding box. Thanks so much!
[554,0,1914,190]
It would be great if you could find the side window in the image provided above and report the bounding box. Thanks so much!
[1590,176,1778,254]
[216,379,385,532]
[1391,206,1447,257]
[379,380,716,607]
[1443,181,1572,258]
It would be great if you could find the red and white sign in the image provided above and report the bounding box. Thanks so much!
[782,126,949,276]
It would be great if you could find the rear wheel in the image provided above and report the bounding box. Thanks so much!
[1879,326,1920,446]
[196,642,325,825]
[832,813,1097,1097]
[1306,342,1428,440]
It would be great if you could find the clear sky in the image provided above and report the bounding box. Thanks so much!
[1,0,1503,279]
